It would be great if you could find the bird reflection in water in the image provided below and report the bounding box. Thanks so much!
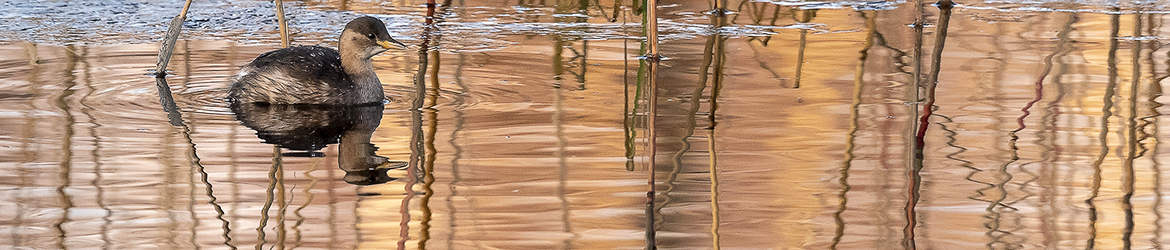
[231,102,407,185]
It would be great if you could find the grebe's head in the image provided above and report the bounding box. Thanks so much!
[340,17,407,59]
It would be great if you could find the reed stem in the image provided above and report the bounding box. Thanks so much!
[276,0,289,48]
[644,0,659,59]
[155,0,193,77]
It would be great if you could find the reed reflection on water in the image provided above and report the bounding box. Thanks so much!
[3,0,1170,249]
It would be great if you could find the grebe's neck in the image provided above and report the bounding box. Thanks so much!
[339,46,373,77]
[337,30,388,104]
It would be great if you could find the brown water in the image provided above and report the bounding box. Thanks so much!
[2,0,1170,249]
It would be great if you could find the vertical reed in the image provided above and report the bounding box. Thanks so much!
[276,0,289,48]
[644,0,659,58]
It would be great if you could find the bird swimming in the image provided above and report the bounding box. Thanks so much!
[228,16,407,105]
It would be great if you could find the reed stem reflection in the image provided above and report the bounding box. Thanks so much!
[1087,9,1121,249]
[977,16,1011,250]
[255,146,279,249]
[275,146,289,248]
[554,46,573,249]
[399,4,440,248]
[1121,12,1146,249]
[833,9,877,250]
[792,9,815,89]
[738,1,785,87]
[418,17,445,248]
[624,14,644,170]
[642,1,661,249]
[904,2,926,244]
[906,1,953,249]
[51,43,79,250]
[291,158,322,249]
[1039,12,1078,248]
[397,2,442,247]
[625,3,655,172]
[553,1,593,247]
[707,11,726,250]
[78,45,117,250]
[154,74,233,248]
[1149,12,1167,249]
[446,51,469,250]
[644,52,659,250]
[14,1,1170,249]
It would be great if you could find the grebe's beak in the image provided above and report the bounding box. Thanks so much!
[377,39,408,50]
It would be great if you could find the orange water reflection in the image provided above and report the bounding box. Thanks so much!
[2,0,1170,249]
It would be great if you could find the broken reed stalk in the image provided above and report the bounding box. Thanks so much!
[155,0,194,77]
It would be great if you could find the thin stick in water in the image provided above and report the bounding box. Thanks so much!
[155,0,194,77]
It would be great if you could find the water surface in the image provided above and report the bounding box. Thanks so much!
[2,0,1170,249]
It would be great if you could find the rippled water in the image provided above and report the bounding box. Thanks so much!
[3,0,1170,249]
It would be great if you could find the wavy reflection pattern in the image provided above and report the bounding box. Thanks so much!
[3,1,1170,249]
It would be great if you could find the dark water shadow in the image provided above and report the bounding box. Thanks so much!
[230,102,408,185]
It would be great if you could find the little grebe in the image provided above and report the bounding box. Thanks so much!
[228,17,406,105]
